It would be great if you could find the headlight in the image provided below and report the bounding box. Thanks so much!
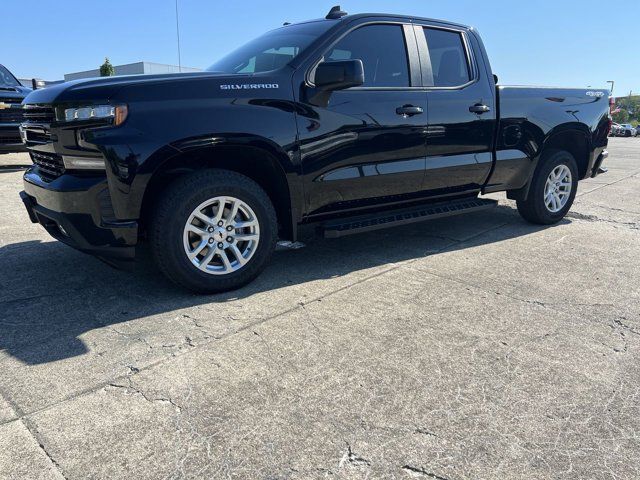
[61,104,128,126]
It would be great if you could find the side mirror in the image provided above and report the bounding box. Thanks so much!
[31,78,46,90]
[314,59,364,91]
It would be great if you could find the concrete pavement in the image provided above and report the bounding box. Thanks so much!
[0,138,639,479]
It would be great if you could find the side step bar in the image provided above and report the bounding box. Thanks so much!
[322,197,498,238]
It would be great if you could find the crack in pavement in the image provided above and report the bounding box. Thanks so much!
[106,379,183,413]
[566,212,639,230]
[402,464,450,479]
[338,443,371,469]
[613,317,640,337]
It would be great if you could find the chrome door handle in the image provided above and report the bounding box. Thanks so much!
[396,105,424,116]
[469,104,491,114]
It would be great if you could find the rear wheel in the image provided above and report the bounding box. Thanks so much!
[150,169,278,293]
[516,150,578,225]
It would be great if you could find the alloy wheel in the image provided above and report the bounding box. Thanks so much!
[544,164,572,213]
[182,196,260,275]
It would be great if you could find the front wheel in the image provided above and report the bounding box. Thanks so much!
[149,169,278,293]
[516,150,578,225]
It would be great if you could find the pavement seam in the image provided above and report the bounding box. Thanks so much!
[0,382,24,422]
[577,169,640,197]
[21,416,67,479]
[0,383,66,478]
[402,264,614,312]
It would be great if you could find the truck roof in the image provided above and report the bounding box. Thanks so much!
[289,12,471,31]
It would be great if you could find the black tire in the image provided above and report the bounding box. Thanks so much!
[516,150,579,225]
[149,169,278,293]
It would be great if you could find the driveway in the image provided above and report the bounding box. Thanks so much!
[1,138,639,479]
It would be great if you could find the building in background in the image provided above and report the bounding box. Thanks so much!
[64,61,201,82]
[17,61,202,89]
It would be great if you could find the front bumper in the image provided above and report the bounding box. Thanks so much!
[21,168,138,263]
[0,142,27,153]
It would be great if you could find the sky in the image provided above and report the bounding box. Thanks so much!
[1,0,637,97]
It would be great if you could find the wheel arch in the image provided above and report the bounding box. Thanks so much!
[541,125,591,179]
[139,136,298,241]
[507,124,591,201]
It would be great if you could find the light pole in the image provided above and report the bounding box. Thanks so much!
[175,0,182,73]
[607,80,614,95]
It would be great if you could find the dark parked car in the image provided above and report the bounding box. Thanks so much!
[0,64,31,153]
[19,6,611,292]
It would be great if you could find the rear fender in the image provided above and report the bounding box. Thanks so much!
[507,124,591,201]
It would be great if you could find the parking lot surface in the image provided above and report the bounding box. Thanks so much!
[0,138,639,479]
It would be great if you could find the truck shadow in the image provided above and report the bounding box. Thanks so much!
[0,205,568,365]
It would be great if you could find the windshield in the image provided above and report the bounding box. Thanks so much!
[207,21,332,74]
[0,65,20,87]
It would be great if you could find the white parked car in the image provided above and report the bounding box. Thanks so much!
[619,124,637,137]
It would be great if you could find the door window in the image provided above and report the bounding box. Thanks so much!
[422,28,471,87]
[324,24,410,88]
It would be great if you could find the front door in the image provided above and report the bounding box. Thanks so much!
[295,23,429,216]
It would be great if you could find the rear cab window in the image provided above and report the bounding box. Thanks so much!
[422,28,472,87]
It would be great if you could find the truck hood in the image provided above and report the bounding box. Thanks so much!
[22,71,247,105]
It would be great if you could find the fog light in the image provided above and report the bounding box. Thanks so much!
[62,155,106,170]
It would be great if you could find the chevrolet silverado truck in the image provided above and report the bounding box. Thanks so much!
[19,6,611,293]
[0,64,30,153]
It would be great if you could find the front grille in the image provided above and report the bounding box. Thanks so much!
[0,133,21,144]
[0,99,25,123]
[30,151,65,180]
[0,110,25,123]
[23,104,55,123]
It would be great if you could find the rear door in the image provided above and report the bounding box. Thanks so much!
[414,24,497,193]
[294,22,430,216]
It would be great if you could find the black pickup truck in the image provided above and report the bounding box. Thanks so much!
[20,7,610,293]
[0,64,31,153]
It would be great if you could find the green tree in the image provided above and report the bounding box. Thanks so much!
[612,109,629,124]
[99,58,115,77]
